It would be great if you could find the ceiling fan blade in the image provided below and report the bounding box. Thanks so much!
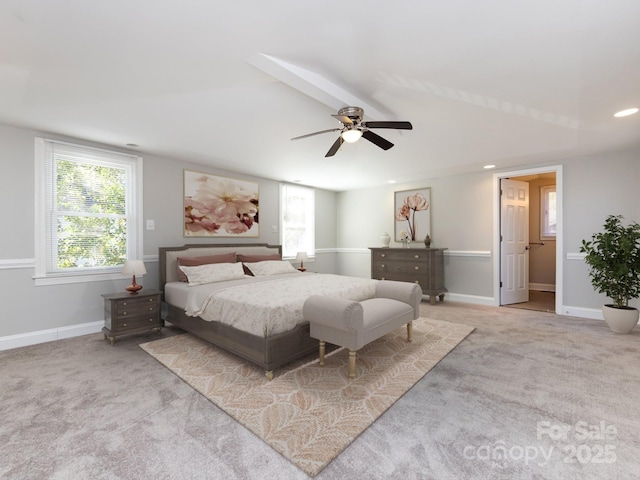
[331,115,354,125]
[362,130,394,150]
[291,128,340,141]
[325,136,344,157]
[361,121,413,130]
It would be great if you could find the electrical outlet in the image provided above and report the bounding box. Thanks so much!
[271,225,278,233]
[146,219,155,230]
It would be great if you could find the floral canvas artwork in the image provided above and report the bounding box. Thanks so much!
[394,188,431,243]
[184,170,259,237]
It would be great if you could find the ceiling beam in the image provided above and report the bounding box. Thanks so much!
[247,53,388,120]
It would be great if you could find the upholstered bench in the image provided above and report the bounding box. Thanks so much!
[303,280,422,378]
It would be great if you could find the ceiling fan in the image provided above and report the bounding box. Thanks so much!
[291,106,413,157]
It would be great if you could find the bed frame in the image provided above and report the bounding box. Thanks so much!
[159,243,318,379]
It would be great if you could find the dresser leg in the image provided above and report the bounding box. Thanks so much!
[430,295,436,305]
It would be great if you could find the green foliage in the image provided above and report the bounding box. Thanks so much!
[580,215,640,308]
[55,160,128,268]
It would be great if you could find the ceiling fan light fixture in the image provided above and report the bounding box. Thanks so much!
[614,107,638,118]
[341,129,363,143]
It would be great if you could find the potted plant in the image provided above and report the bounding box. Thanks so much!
[580,215,640,333]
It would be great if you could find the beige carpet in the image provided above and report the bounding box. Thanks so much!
[140,317,474,477]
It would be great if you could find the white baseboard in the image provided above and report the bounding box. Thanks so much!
[0,320,103,352]
[443,293,495,306]
[530,283,556,292]
[559,305,604,320]
[445,293,606,321]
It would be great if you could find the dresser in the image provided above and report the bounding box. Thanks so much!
[102,290,162,344]
[370,247,447,305]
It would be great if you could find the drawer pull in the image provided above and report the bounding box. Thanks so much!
[381,253,386,258]
[122,311,127,316]
[123,323,127,327]
[414,266,419,270]
[122,302,128,306]
[380,264,386,268]
[414,255,420,259]
[414,280,420,284]
[149,307,154,311]
[149,318,154,322]
[381,277,386,280]
[148,298,154,302]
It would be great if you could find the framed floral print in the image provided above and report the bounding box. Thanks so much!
[394,187,430,243]
[184,170,259,237]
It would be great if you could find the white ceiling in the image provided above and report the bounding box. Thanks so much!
[1,0,639,191]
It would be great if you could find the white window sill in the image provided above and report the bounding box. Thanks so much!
[33,271,139,286]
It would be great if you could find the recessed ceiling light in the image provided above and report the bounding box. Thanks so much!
[484,164,496,169]
[387,180,397,184]
[614,108,638,118]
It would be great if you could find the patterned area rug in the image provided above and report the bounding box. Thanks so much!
[140,318,474,477]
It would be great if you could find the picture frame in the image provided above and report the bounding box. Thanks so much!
[394,187,431,243]
[183,169,259,237]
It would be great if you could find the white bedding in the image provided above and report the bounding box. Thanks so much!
[165,273,377,337]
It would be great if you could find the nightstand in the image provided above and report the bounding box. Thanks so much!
[102,289,162,345]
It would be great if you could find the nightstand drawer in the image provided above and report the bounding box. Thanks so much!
[115,296,159,314]
[115,301,159,318]
[115,315,160,331]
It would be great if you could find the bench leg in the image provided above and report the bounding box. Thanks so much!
[407,321,413,343]
[348,350,356,378]
[319,340,326,366]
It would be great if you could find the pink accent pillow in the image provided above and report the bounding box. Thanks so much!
[237,253,281,275]
[176,252,236,282]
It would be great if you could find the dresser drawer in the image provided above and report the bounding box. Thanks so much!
[372,250,430,263]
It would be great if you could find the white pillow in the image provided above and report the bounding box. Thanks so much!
[179,262,246,286]
[245,260,297,276]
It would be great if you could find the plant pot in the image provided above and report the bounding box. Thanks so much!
[602,304,639,334]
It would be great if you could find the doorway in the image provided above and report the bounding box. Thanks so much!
[493,165,563,314]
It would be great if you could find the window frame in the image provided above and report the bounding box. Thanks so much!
[34,138,143,285]
[540,184,557,241]
[279,183,315,260]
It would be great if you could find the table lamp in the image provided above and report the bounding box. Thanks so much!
[122,259,146,294]
[295,252,308,272]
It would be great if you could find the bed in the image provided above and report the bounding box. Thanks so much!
[159,243,377,379]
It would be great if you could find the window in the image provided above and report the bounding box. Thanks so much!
[280,184,315,259]
[540,185,556,240]
[35,138,143,285]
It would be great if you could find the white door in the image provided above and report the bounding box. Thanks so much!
[500,179,529,305]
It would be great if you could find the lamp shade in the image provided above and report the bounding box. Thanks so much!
[123,260,146,294]
[122,260,147,276]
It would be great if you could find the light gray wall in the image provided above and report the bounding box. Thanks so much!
[336,172,494,298]
[0,123,338,339]
[335,151,640,311]
[562,152,639,310]
[1,118,638,342]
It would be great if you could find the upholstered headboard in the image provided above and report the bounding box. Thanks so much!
[159,243,282,290]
